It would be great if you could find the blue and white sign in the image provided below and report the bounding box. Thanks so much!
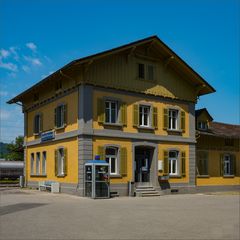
[41,131,55,142]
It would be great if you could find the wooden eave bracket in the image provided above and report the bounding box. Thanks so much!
[84,60,94,73]
[164,55,175,68]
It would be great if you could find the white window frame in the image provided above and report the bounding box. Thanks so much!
[30,153,34,175]
[198,121,207,130]
[105,147,118,175]
[105,100,118,124]
[223,154,231,176]
[168,109,178,130]
[42,151,46,175]
[169,151,179,176]
[58,148,64,176]
[139,105,150,127]
[36,152,40,175]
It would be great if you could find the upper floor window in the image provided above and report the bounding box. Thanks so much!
[34,114,42,134]
[138,63,155,80]
[105,100,118,124]
[33,93,39,102]
[225,138,234,147]
[55,80,62,91]
[105,147,118,175]
[139,105,150,127]
[169,151,179,175]
[168,109,178,130]
[55,104,67,128]
[198,121,207,130]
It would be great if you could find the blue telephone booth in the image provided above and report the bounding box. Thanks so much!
[85,159,110,199]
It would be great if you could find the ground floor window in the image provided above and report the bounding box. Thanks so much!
[30,153,34,175]
[197,151,208,176]
[36,152,40,175]
[105,147,118,175]
[42,151,46,175]
[223,154,231,176]
[169,151,178,175]
[55,148,67,176]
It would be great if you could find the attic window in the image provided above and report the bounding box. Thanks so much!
[138,63,145,79]
[225,138,234,147]
[33,93,39,102]
[198,121,207,130]
[55,80,62,91]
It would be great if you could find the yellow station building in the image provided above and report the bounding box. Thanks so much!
[7,36,239,196]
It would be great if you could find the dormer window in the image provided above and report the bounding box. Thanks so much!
[198,121,207,130]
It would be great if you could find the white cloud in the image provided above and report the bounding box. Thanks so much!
[24,56,42,66]
[0,61,18,72]
[26,42,37,52]
[0,49,10,59]
[22,65,30,73]
[0,109,11,121]
[0,91,8,97]
[9,47,19,61]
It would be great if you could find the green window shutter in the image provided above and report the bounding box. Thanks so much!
[163,150,169,175]
[152,107,158,129]
[40,113,43,132]
[63,104,67,125]
[219,154,224,176]
[205,152,209,175]
[133,104,139,127]
[33,116,36,134]
[230,154,236,176]
[54,108,57,127]
[98,146,105,160]
[64,148,68,176]
[163,108,168,130]
[120,147,127,176]
[55,149,58,176]
[120,102,127,126]
[97,98,104,124]
[181,111,186,133]
[181,151,186,177]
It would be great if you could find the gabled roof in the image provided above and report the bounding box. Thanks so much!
[7,35,216,104]
[199,121,240,138]
[196,108,213,121]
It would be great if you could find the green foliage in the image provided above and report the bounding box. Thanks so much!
[5,136,24,161]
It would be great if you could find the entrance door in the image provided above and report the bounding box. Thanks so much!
[134,147,152,183]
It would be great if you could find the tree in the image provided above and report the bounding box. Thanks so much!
[5,136,24,161]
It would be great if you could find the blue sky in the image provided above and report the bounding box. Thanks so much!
[0,0,239,143]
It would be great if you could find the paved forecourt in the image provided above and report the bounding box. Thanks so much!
[0,188,239,240]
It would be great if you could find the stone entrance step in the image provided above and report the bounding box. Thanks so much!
[135,186,161,197]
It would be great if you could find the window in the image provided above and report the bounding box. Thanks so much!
[138,63,154,80]
[139,105,150,127]
[105,101,118,124]
[147,65,154,80]
[223,154,231,176]
[33,93,39,102]
[42,151,46,175]
[225,138,234,147]
[198,121,207,130]
[30,153,34,175]
[55,105,66,128]
[105,147,118,175]
[168,109,178,130]
[169,151,178,175]
[197,152,208,175]
[34,114,41,134]
[58,148,65,176]
[55,80,62,91]
[36,152,40,175]
[138,63,145,79]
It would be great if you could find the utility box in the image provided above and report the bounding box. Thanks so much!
[85,160,110,199]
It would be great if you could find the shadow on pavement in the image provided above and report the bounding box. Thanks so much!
[0,203,47,216]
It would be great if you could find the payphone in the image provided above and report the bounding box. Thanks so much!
[85,160,110,199]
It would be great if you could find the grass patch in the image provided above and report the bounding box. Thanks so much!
[0,179,19,184]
